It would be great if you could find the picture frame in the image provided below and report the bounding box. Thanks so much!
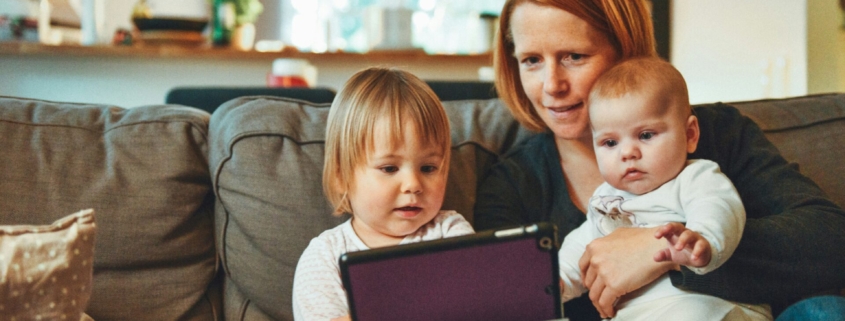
[649,0,671,60]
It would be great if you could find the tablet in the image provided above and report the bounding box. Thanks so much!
[339,222,562,321]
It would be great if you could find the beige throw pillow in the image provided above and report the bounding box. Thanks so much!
[0,209,96,320]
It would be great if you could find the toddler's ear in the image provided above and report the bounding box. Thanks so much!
[686,115,700,153]
[330,176,343,193]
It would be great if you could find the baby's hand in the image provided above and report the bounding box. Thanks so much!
[652,222,711,267]
[330,315,351,321]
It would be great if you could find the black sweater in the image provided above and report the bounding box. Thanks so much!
[473,103,845,319]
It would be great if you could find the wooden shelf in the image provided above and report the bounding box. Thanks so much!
[0,41,492,64]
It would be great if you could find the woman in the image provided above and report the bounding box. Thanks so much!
[473,0,845,319]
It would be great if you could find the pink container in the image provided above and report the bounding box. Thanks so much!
[267,58,316,88]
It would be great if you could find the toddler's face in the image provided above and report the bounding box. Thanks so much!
[348,118,447,247]
[590,90,698,195]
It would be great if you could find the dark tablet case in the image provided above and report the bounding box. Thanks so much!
[339,222,562,321]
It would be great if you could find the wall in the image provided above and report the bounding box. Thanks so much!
[3,0,844,107]
[1,55,269,108]
[671,0,808,104]
[0,53,487,108]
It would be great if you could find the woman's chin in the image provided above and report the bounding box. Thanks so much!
[550,125,591,141]
[543,114,590,140]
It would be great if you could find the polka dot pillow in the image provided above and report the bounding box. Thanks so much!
[0,209,96,320]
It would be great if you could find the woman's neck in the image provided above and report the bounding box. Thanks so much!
[554,134,604,213]
[555,133,596,164]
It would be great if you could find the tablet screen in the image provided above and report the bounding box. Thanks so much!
[340,223,561,321]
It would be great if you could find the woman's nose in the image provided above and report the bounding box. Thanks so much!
[543,63,569,96]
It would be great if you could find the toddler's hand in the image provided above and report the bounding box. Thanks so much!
[653,222,711,267]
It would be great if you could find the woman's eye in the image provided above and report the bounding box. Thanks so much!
[601,140,618,148]
[421,165,438,173]
[380,166,399,173]
[521,56,540,66]
[639,132,655,140]
[563,53,586,66]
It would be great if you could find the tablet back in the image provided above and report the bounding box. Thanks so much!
[339,223,561,321]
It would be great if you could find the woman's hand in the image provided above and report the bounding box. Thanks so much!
[578,226,677,318]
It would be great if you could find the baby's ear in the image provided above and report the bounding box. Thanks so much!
[686,115,700,153]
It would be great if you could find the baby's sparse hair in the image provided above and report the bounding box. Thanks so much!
[322,67,451,216]
[588,57,690,116]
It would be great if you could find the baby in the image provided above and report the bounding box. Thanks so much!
[292,67,474,321]
[559,57,772,320]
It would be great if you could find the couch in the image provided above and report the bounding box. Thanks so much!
[0,92,843,320]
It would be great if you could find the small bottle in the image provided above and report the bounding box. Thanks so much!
[80,0,98,45]
[267,58,317,88]
[211,0,235,46]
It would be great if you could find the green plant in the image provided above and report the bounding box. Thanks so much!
[231,0,263,25]
[209,0,263,26]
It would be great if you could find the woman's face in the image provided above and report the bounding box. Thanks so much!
[510,3,620,140]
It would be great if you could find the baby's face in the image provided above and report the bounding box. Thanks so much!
[589,90,698,195]
[347,118,448,247]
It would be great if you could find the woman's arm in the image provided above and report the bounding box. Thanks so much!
[578,226,678,317]
[672,104,845,308]
[476,134,676,318]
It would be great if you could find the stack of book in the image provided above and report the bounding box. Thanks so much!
[133,17,207,47]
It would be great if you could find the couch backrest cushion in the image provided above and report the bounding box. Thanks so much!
[209,96,531,320]
[729,93,845,208]
[0,97,220,321]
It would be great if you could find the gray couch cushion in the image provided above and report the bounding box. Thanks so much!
[731,93,845,207]
[0,97,220,320]
[210,97,341,321]
[209,96,531,320]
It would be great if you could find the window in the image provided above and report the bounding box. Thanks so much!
[274,0,504,54]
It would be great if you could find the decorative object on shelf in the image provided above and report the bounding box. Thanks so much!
[211,0,233,46]
[133,17,208,32]
[231,21,255,51]
[0,0,39,42]
[2,16,39,42]
[112,28,133,46]
[211,0,262,49]
[131,0,152,19]
[35,0,88,45]
[132,17,208,47]
[231,0,263,27]
[130,0,208,47]
[79,0,102,45]
[267,58,317,88]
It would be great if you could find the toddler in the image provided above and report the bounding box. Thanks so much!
[292,67,474,321]
[559,57,772,320]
